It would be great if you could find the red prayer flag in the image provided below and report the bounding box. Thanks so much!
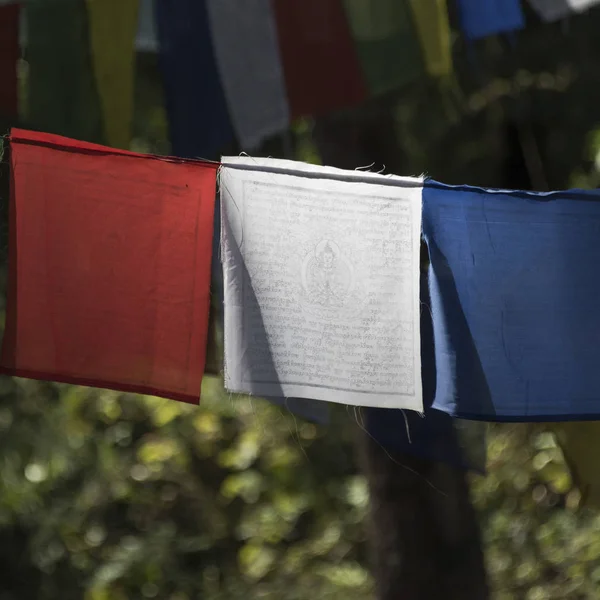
[1,129,218,403]
[0,3,20,117]
[272,0,367,120]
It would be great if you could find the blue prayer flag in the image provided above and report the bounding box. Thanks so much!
[155,0,233,160]
[423,181,600,421]
[456,0,525,39]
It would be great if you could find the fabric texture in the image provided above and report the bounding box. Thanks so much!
[528,0,600,21]
[0,2,19,118]
[408,0,453,78]
[206,0,289,150]
[1,128,217,402]
[366,276,486,473]
[220,157,423,410]
[155,0,233,160]
[343,0,423,95]
[86,0,139,149]
[272,0,367,118]
[25,0,104,143]
[553,422,600,508]
[456,0,525,39]
[423,180,600,421]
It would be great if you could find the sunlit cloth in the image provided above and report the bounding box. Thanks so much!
[220,157,423,411]
[0,2,19,118]
[25,0,104,143]
[272,0,367,118]
[1,129,217,403]
[423,181,600,421]
[407,0,453,78]
[343,0,423,95]
[86,0,139,149]
[456,0,525,39]
[154,0,233,160]
[528,0,600,21]
[206,0,289,150]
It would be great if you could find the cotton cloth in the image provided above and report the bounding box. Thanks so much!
[423,181,600,421]
[220,157,423,411]
[154,0,233,160]
[553,422,600,508]
[408,0,453,78]
[205,0,289,150]
[25,0,104,143]
[1,129,217,402]
[86,0,139,149]
[272,0,366,118]
[343,0,423,95]
[456,0,525,39]
[0,2,19,117]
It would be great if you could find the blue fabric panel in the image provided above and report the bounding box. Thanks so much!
[155,0,233,160]
[423,180,600,421]
[456,0,525,39]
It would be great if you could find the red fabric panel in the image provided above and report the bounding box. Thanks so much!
[0,4,20,117]
[272,0,367,119]
[1,128,218,403]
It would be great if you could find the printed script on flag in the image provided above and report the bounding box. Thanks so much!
[220,157,423,411]
[1,129,217,403]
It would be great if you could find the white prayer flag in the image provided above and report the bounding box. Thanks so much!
[220,157,423,411]
[528,0,600,21]
[206,0,290,150]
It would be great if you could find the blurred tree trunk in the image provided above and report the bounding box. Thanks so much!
[313,108,490,600]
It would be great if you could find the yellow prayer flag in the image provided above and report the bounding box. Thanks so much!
[407,0,452,78]
[86,0,139,149]
[554,422,600,509]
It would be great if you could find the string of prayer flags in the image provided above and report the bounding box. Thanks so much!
[456,0,526,40]
[205,0,289,151]
[343,0,423,96]
[528,0,600,21]
[25,0,104,143]
[407,0,453,78]
[0,2,19,118]
[272,0,367,119]
[0,128,217,403]
[220,156,423,411]
[86,0,139,150]
[422,181,600,421]
[155,0,233,160]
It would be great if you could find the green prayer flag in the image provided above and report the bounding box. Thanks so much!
[343,0,423,96]
[25,0,104,144]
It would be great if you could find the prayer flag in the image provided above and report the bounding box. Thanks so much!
[155,0,233,160]
[86,0,139,150]
[25,0,104,143]
[528,0,600,21]
[408,0,453,78]
[343,0,424,95]
[1,128,217,403]
[206,0,289,150]
[0,2,19,117]
[423,181,600,421]
[272,0,367,119]
[553,422,600,508]
[456,0,525,39]
[220,157,423,411]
